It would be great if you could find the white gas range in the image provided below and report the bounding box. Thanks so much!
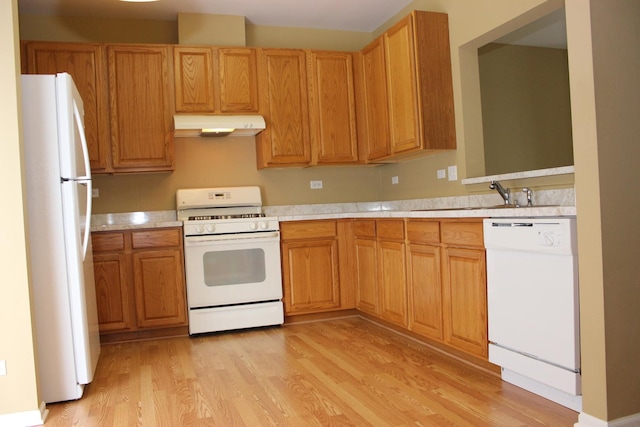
[176,186,284,335]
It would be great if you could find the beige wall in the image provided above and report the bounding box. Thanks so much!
[12,1,639,423]
[0,0,42,422]
[479,43,573,175]
[568,0,640,421]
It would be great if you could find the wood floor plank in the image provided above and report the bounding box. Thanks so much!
[43,317,579,426]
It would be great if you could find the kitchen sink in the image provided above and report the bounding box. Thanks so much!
[411,204,559,211]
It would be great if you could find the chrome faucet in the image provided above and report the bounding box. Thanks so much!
[489,181,511,205]
[522,187,533,206]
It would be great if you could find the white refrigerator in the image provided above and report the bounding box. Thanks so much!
[21,73,101,403]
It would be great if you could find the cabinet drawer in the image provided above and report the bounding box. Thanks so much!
[377,219,405,241]
[280,220,337,240]
[441,221,484,247]
[132,228,182,249]
[92,232,125,252]
[407,220,440,244]
[353,220,376,238]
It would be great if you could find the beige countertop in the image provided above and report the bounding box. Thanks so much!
[91,188,576,230]
[91,210,181,232]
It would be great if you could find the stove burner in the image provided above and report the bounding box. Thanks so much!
[188,213,266,221]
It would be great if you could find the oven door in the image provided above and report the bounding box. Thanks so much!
[184,231,283,308]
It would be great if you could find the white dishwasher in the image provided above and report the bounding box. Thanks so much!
[483,217,581,412]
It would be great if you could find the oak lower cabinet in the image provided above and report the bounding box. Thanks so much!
[354,219,408,327]
[92,227,187,341]
[406,220,443,340]
[406,219,487,359]
[280,221,341,315]
[440,220,487,358]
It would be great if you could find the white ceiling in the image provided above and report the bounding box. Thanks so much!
[494,8,567,49]
[17,0,414,32]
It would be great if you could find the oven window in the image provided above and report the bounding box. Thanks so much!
[203,248,266,286]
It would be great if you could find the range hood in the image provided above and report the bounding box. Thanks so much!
[174,114,266,137]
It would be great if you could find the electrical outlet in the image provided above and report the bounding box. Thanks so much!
[0,360,6,376]
[391,176,399,185]
[437,169,446,179]
[447,165,458,181]
[92,188,99,198]
[310,180,323,189]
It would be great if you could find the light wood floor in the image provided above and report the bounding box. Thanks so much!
[44,317,578,426]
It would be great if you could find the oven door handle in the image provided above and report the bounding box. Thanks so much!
[184,231,281,245]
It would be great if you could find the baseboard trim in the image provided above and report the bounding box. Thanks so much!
[575,412,640,427]
[0,401,48,427]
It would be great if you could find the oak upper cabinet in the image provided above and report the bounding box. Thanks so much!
[173,46,216,113]
[107,44,174,172]
[91,227,187,340]
[256,49,311,168]
[354,220,379,315]
[377,220,408,327]
[24,41,111,172]
[406,220,443,341]
[355,38,390,161]
[280,220,341,315]
[440,220,488,358]
[92,232,132,332]
[307,51,358,165]
[173,46,259,113]
[357,11,456,162]
[218,48,259,112]
[131,229,187,329]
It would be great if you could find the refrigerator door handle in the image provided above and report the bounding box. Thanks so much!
[73,102,92,258]
[73,101,92,181]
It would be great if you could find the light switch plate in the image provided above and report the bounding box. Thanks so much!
[447,165,458,181]
[391,176,399,185]
[437,169,446,179]
[310,180,323,189]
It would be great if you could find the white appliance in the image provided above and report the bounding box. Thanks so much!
[177,187,283,335]
[483,217,581,411]
[21,73,101,403]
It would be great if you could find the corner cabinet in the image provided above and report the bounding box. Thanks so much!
[23,42,111,172]
[356,11,456,162]
[92,227,188,342]
[106,44,175,172]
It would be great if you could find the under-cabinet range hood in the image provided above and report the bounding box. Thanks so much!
[174,114,266,137]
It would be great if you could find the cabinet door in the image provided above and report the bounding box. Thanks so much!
[25,42,110,172]
[107,45,174,172]
[354,238,378,315]
[407,244,443,340]
[281,239,340,314]
[441,247,488,358]
[93,252,132,332]
[359,38,390,161]
[256,49,311,167]
[378,240,408,327]
[173,46,216,113]
[218,48,259,113]
[384,16,421,155]
[132,248,187,328]
[308,51,358,164]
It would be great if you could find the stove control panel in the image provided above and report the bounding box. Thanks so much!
[183,218,279,236]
